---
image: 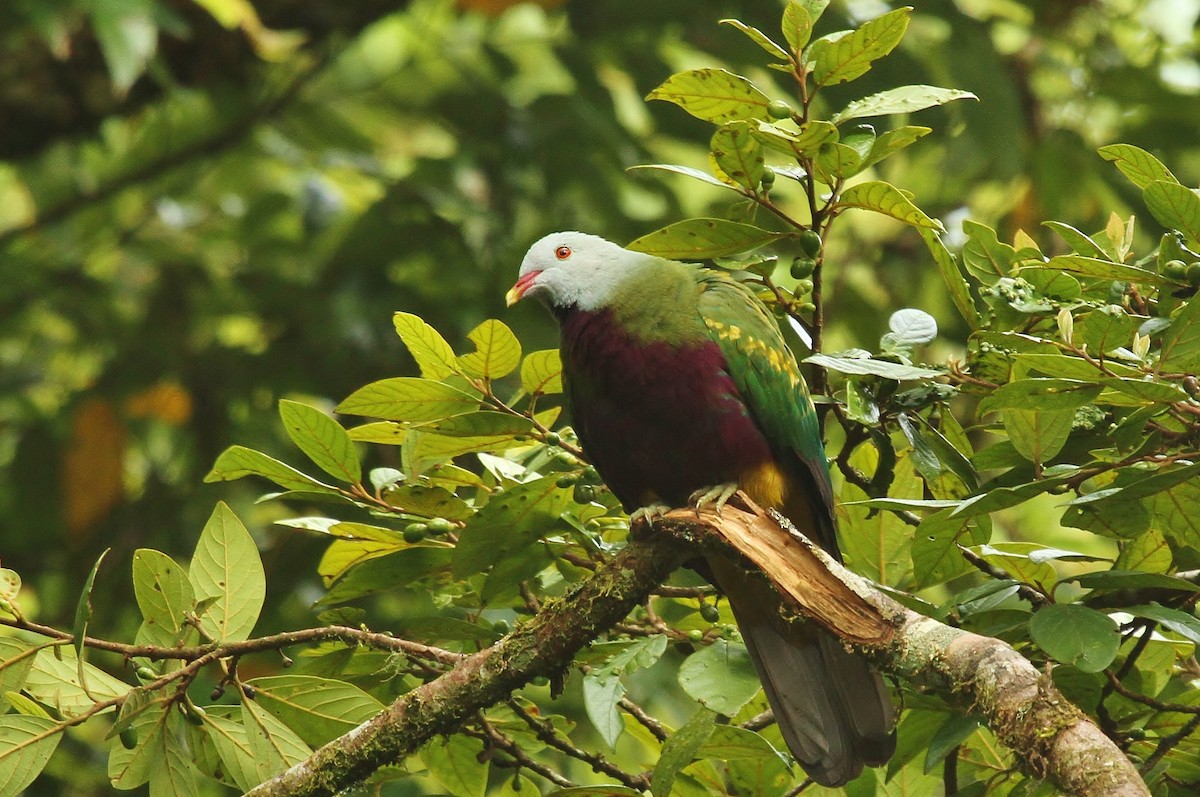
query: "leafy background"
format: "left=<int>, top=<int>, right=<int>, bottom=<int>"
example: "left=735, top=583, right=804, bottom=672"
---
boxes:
left=4, top=0, right=1200, bottom=795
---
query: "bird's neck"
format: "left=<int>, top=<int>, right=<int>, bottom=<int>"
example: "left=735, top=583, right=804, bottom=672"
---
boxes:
left=558, top=260, right=703, bottom=345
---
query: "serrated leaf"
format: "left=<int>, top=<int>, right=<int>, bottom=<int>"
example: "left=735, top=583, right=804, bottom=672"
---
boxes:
left=520, top=349, right=563, bottom=395
left=247, top=675, right=385, bottom=747
left=242, top=697, right=312, bottom=782
left=0, top=714, right=62, bottom=795
left=721, top=18, right=790, bottom=60
left=711, top=122, right=764, bottom=191
left=1144, top=180, right=1200, bottom=244
left=839, top=180, right=943, bottom=230
left=337, top=378, right=480, bottom=422
left=652, top=707, right=716, bottom=797
left=646, top=68, right=771, bottom=124
left=810, top=8, right=911, bottom=87
left=189, top=502, right=264, bottom=642
left=678, top=639, right=760, bottom=716
left=458, top=319, right=522, bottom=380
left=393, top=312, right=460, bottom=379
left=1099, top=144, right=1178, bottom=190
left=279, top=400, right=361, bottom=484
left=204, top=445, right=338, bottom=492
left=453, top=475, right=574, bottom=577
left=832, top=85, right=976, bottom=124
left=132, top=549, right=194, bottom=646
left=583, top=673, right=625, bottom=749
left=805, top=353, right=941, bottom=380
left=1030, top=604, right=1119, bottom=672
left=421, top=735, right=488, bottom=797
left=627, top=218, right=784, bottom=260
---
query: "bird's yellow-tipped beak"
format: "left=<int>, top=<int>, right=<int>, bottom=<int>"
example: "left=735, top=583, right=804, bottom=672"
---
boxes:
left=506, top=271, right=541, bottom=306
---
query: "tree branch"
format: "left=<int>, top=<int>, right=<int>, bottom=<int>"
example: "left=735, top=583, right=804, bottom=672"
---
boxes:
left=246, top=494, right=1150, bottom=797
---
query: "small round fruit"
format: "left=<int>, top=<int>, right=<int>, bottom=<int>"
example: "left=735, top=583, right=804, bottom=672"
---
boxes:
left=119, top=728, right=139, bottom=750
left=573, top=483, right=596, bottom=503
left=799, top=301, right=816, bottom=313
left=556, top=473, right=579, bottom=488
left=554, top=450, right=577, bottom=466
left=582, top=466, right=601, bottom=484
left=1187, top=261, right=1200, bottom=285
left=767, top=99, right=793, bottom=120
left=799, top=229, right=822, bottom=257
left=687, top=629, right=705, bottom=643
left=1163, top=259, right=1187, bottom=278
left=426, top=517, right=454, bottom=536
left=135, top=666, right=158, bottom=682
left=795, top=278, right=814, bottom=295
left=542, top=431, right=561, bottom=446
left=700, top=604, right=720, bottom=623
left=790, top=258, right=816, bottom=280
left=492, top=619, right=511, bottom=634
left=760, top=167, right=776, bottom=188
left=403, top=523, right=428, bottom=543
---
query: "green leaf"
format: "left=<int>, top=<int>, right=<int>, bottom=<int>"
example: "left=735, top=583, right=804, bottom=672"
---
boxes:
left=652, top=707, right=716, bottom=797
left=1002, top=408, right=1073, bottom=464
left=1043, top=221, right=1109, bottom=259
left=1115, top=529, right=1172, bottom=573
left=321, top=546, right=452, bottom=604
left=1030, top=604, right=1119, bottom=672
left=91, top=0, right=157, bottom=97
left=337, top=378, right=480, bottom=422
left=520, top=349, right=563, bottom=395
left=810, top=8, right=911, bottom=87
left=832, top=85, right=976, bottom=124
left=911, top=509, right=979, bottom=588
left=201, top=712, right=259, bottom=792
left=1144, top=180, right=1200, bottom=244
left=204, top=445, right=338, bottom=492
left=1149, top=475, right=1200, bottom=549
left=279, top=400, right=361, bottom=484
left=920, top=228, right=981, bottom=330
left=189, top=502, right=265, bottom=642
left=814, top=142, right=863, bottom=182
left=421, top=734, right=488, bottom=797
left=1065, top=570, right=1200, bottom=594
left=546, top=789, right=642, bottom=797
left=710, top=122, right=764, bottom=190
left=627, top=218, right=784, bottom=260
left=924, top=714, right=979, bottom=774
left=0, top=639, right=39, bottom=712
left=1100, top=377, right=1188, bottom=404
left=781, top=2, right=817, bottom=53
left=678, top=639, right=760, bottom=716
left=805, top=352, right=941, bottom=380
left=627, top=163, right=735, bottom=191
left=150, top=714, right=200, bottom=797
left=839, top=180, right=943, bottom=230
left=582, top=673, right=625, bottom=749
left=453, top=475, right=574, bottom=577
left=26, top=646, right=129, bottom=716
left=241, top=697, right=312, bottom=782
left=646, top=68, right=771, bottom=124
left=860, top=125, right=932, bottom=170
left=458, top=319, right=522, bottom=380
left=1036, top=255, right=1167, bottom=286
left=73, top=548, right=110, bottom=667
left=109, top=704, right=169, bottom=788
left=0, top=569, right=18, bottom=603
left=247, top=675, right=385, bottom=747
left=132, top=549, right=195, bottom=644
left=1062, top=500, right=1151, bottom=539
left=1126, top=604, right=1200, bottom=647
left=1098, top=144, right=1179, bottom=190
left=978, top=379, right=1102, bottom=413
left=961, top=220, right=1016, bottom=284
left=720, top=18, right=790, bottom=61
left=752, top=120, right=838, bottom=159
left=888, top=308, right=938, bottom=346
left=1077, top=307, right=1137, bottom=353
left=407, top=412, right=536, bottom=466
left=393, top=312, right=461, bottom=379
left=1159, top=297, right=1200, bottom=374
left=0, top=714, right=62, bottom=795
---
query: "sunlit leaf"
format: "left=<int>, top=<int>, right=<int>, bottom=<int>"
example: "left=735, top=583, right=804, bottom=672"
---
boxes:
left=279, top=400, right=361, bottom=484
left=646, top=68, right=771, bottom=124
left=720, top=18, right=789, bottom=61
left=710, top=122, right=764, bottom=190
left=247, top=675, right=385, bottom=746
left=809, top=7, right=911, bottom=87
left=0, top=714, right=62, bottom=795
left=1099, top=144, right=1179, bottom=189
left=189, top=502, right=265, bottom=642
left=242, top=697, right=312, bottom=782
left=832, top=85, right=976, bottom=124
left=393, top=312, right=461, bottom=379
left=338, top=378, right=480, bottom=422
left=1144, top=180, right=1200, bottom=244
left=520, top=349, right=563, bottom=395
left=458, top=319, right=522, bottom=380
left=204, top=445, right=338, bottom=493
left=839, top=180, right=943, bottom=230
left=627, top=218, right=785, bottom=260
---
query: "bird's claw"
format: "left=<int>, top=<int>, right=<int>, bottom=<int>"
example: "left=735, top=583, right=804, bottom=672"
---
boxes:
left=690, top=483, right=739, bottom=517
left=630, top=503, right=672, bottom=529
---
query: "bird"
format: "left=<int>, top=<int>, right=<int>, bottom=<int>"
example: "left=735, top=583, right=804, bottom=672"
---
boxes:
left=506, top=231, right=895, bottom=786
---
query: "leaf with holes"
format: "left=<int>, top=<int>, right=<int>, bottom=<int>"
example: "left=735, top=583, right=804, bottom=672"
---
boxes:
left=646, top=69, right=771, bottom=124
left=337, top=378, right=480, bottom=422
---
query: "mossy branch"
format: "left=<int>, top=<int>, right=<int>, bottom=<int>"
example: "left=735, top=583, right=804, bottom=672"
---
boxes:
left=246, top=494, right=1149, bottom=797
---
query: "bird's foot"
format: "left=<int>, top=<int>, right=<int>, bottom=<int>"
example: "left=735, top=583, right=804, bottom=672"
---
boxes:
left=689, top=483, right=739, bottom=517
left=630, top=502, right=672, bottom=527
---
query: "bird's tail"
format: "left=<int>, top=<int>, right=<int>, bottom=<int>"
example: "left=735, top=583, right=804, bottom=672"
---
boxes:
left=710, top=558, right=896, bottom=787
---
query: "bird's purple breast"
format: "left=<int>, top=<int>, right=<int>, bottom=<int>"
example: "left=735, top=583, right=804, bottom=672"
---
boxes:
left=559, top=308, right=773, bottom=510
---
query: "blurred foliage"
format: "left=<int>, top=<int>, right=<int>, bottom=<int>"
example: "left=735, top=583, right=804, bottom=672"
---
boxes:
left=3, top=0, right=1200, bottom=795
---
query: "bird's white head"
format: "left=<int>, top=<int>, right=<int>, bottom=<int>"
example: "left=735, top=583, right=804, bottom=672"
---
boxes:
left=506, top=231, right=655, bottom=312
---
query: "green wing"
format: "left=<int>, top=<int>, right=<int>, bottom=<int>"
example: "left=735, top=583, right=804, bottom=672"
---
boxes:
left=694, top=270, right=837, bottom=539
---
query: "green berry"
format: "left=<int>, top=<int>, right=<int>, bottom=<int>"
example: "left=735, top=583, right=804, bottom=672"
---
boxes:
left=135, top=666, right=158, bottom=682
left=766, top=99, right=793, bottom=120
left=119, top=728, right=138, bottom=750
left=582, top=466, right=601, bottom=484
left=492, top=619, right=511, bottom=634
left=543, top=431, right=561, bottom=446
left=426, top=517, right=454, bottom=536
left=1187, top=262, right=1200, bottom=285
left=760, top=167, right=776, bottom=188
left=1164, top=259, right=1187, bottom=278
left=799, top=229, right=822, bottom=257
left=403, top=523, right=428, bottom=543
left=795, top=278, right=814, bottom=295
left=687, top=629, right=704, bottom=642
left=556, top=473, right=579, bottom=488
left=799, top=301, right=816, bottom=313
left=700, top=604, right=720, bottom=623
left=790, top=258, right=816, bottom=280
left=573, top=483, right=596, bottom=504
left=554, top=450, right=577, bottom=466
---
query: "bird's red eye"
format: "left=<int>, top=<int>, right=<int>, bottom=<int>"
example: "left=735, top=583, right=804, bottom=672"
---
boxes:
left=555, top=245, right=572, bottom=260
